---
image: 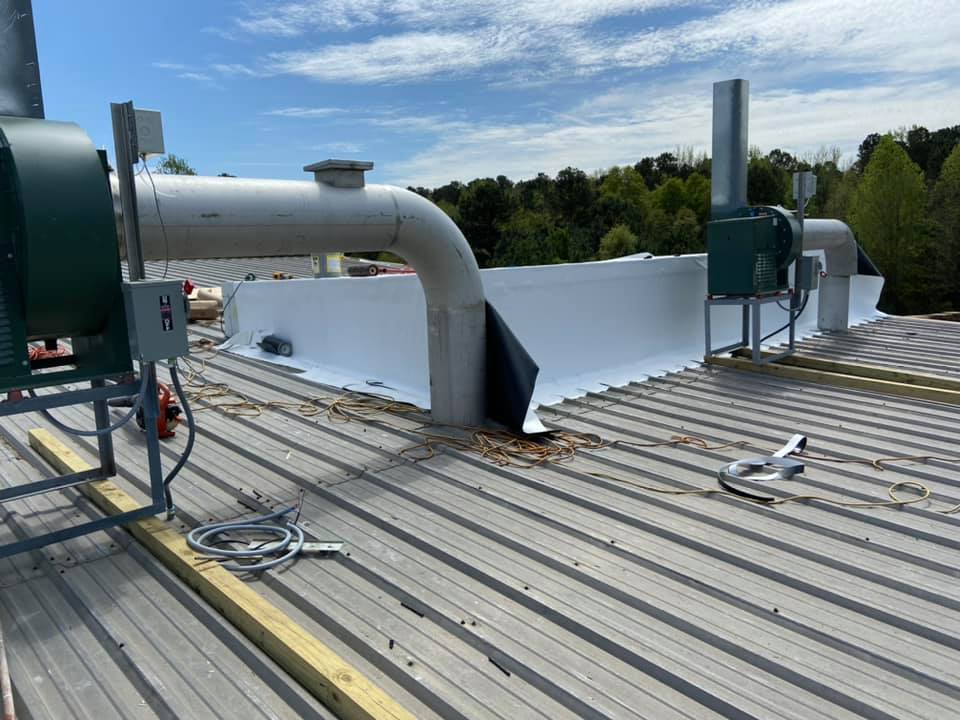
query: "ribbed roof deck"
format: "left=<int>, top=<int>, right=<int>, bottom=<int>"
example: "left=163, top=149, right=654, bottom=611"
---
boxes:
left=2, top=316, right=959, bottom=719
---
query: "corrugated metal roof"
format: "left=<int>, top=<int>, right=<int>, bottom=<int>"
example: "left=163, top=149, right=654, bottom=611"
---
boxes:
left=130, top=256, right=400, bottom=287
left=796, top=315, right=960, bottom=377
left=0, top=435, right=332, bottom=719
left=133, top=256, right=315, bottom=286
left=2, top=315, right=959, bottom=719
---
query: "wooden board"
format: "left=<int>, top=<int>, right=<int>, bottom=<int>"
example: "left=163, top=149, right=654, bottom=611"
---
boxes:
left=27, top=428, right=415, bottom=720
left=731, top=349, right=960, bottom=391
left=706, top=355, right=960, bottom=405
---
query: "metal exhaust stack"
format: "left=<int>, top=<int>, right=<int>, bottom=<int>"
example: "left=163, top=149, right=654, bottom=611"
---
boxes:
left=711, top=79, right=749, bottom=221
left=0, top=0, right=45, bottom=118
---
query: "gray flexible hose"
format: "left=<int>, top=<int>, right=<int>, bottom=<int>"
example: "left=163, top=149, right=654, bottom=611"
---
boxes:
left=186, top=506, right=305, bottom=572
left=163, top=362, right=195, bottom=517
left=30, top=371, right=149, bottom=437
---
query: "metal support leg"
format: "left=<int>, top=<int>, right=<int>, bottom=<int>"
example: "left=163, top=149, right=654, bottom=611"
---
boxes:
left=741, top=304, right=750, bottom=349
left=140, top=363, right=166, bottom=509
left=751, top=299, right=762, bottom=364
left=788, top=292, right=798, bottom=353
left=91, top=378, right=116, bottom=477
left=703, top=299, right=711, bottom=359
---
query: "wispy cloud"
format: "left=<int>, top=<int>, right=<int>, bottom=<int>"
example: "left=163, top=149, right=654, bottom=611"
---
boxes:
left=212, top=63, right=266, bottom=77
left=152, top=61, right=189, bottom=71
left=178, top=71, right=215, bottom=83
left=268, top=31, right=514, bottom=83
left=264, top=106, right=346, bottom=118
left=383, top=79, right=960, bottom=187
left=216, top=0, right=959, bottom=86
left=314, top=141, right=365, bottom=154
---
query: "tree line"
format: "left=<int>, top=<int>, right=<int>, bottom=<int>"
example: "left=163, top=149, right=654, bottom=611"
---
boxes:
left=407, top=125, right=960, bottom=315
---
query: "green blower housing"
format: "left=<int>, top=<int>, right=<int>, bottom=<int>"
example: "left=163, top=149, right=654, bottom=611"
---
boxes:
left=706, top=205, right=802, bottom=297
left=0, top=115, right=132, bottom=392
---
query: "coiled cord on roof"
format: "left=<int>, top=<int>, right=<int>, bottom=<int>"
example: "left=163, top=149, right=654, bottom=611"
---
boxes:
left=179, top=339, right=960, bottom=514
left=186, top=505, right=306, bottom=573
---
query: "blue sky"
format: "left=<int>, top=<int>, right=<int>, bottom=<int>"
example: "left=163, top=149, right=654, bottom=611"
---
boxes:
left=34, top=0, right=960, bottom=187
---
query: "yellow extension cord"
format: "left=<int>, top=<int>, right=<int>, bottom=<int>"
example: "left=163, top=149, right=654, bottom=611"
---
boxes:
left=181, top=341, right=960, bottom=514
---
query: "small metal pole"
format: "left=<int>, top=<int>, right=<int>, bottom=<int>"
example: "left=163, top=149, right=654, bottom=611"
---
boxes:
left=741, top=303, right=750, bottom=348
left=111, top=101, right=145, bottom=281
left=703, top=299, right=711, bottom=357
left=90, top=379, right=116, bottom=478
left=140, top=363, right=165, bottom=510
left=751, top=298, right=761, bottom=363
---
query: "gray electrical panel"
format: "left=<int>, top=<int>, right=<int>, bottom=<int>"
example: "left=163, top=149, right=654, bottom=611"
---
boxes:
left=795, top=255, right=821, bottom=292
left=122, top=280, right=189, bottom=361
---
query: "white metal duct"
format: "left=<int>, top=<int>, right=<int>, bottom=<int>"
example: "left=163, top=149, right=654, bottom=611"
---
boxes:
left=116, top=172, right=486, bottom=426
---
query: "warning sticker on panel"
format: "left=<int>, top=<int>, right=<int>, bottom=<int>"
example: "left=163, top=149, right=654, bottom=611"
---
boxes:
left=160, top=294, right=174, bottom=332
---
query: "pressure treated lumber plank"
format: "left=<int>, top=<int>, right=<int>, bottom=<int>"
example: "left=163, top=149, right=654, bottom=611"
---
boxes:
left=27, top=428, right=414, bottom=720
left=705, top=355, right=960, bottom=405
left=731, top=349, right=960, bottom=391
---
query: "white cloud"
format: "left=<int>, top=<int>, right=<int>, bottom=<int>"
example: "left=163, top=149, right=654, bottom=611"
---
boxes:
left=212, top=63, right=265, bottom=77
left=152, top=61, right=189, bottom=71
left=314, top=141, right=365, bottom=154
left=231, top=1, right=685, bottom=36
left=264, top=107, right=346, bottom=117
left=178, top=71, right=214, bottom=83
left=222, top=0, right=960, bottom=85
left=382, top=79, right=960, bottom=186
left=268, top=30, right=518, bottom=83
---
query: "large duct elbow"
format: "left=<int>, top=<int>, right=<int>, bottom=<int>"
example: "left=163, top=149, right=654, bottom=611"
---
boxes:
left=114, top=172, right=486, bottom=426
left=802, top=219, right=858, bottom=277
left=802, top=219, right=859, bottom=333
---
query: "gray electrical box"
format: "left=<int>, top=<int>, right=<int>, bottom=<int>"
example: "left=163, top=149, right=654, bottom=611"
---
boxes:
left=795, top=255, right=821, bottom=292
left=133, top=108, right=165, bottom=156
left=122, top=280, right=189, bottom=361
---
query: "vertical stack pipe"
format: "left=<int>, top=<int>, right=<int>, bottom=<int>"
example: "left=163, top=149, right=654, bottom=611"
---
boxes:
left=711, top=79, right=749, bottom=221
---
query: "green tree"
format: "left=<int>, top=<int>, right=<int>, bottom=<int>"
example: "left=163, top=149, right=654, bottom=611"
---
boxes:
left=668, top=208, right=702, bottom=254
left=849, top=135, right=928, bottom=312
left=493, top=210, right=562, bottom=266
left=156, top=153, right=196, bottom=175
left=931, top=144, right=960, bottom=306
left=652, top=177, right=686, bottom=216
left=550, top=167, right=595, bottom=228
left=683, top=173, right=711, bottom=224
left=457, top=178, right=516, bottom=266
left=747, top=156, right=787, bottom=205
left=598, top=224, right=638, bottom=260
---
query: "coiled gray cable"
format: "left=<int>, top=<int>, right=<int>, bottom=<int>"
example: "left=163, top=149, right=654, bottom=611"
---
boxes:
left=186, top=506, right=306, bottom=572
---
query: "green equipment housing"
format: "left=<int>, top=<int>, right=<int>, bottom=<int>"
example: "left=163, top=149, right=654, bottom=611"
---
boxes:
left=706, top=206, right=802, bottom=297
left=0, top=115, right=133, bottom=391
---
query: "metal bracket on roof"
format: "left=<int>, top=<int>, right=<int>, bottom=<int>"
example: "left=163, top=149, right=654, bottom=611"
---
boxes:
left=234, top=487, right=344, bottom=553
left=303, top=159, right=374, bottom=188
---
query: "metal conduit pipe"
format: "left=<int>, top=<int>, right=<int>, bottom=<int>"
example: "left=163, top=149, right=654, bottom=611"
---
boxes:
left=803, top=218, right=858, bottom=332
left=111, top=171, right=487, bottom=426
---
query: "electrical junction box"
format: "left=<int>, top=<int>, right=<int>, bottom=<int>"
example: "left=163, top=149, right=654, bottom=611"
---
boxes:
left=122, top=280, right=188, bottom=361
left=133, top=109, right=164, bottom=156
left=795, top=255, right=821, bottom=291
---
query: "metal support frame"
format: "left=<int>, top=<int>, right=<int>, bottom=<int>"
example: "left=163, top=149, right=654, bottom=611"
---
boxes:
left=111, top=100, right=146, bottom=281
left=704, top=293, right=797, bottom=365
left=0, top=364, right=167, bottom=558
